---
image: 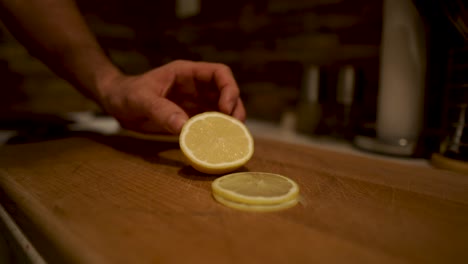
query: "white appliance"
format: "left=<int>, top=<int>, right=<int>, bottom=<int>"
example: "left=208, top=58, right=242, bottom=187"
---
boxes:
left=355, top=0, right=427, bottom=156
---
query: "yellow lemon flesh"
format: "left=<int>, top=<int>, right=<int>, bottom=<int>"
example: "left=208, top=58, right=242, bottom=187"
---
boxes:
left=212, top=172, right=300, bottom=212
left=179, top=112, right=254, bottom=174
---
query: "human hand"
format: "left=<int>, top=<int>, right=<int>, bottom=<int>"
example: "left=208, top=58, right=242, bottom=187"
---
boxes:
left=97, top=60, right=246, bottom=134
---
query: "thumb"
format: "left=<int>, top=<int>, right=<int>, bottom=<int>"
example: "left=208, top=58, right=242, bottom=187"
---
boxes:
left=147, top=97, right=189, bottom=134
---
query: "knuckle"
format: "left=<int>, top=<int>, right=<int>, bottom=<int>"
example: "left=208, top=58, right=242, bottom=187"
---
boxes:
left=216, top=63, right=231, bottom=72
left=171, top=59, right=189, bottom=66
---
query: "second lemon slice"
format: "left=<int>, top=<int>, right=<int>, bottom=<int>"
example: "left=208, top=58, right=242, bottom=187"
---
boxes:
left=211, top=172, right=299, bottom=206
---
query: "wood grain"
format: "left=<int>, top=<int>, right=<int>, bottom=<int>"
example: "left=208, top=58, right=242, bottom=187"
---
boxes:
left=0, top=134, right=467, bottom=264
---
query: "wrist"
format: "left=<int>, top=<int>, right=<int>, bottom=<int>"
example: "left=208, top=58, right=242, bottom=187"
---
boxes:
left=93, top=65, right=124, bottom=103
left=91, top=63, right=132, bottom=118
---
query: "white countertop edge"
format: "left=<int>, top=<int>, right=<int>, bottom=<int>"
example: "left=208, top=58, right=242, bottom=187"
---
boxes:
left=245, top=119, right=430, bottom=168
left=0, top=112, right=431, bottom=168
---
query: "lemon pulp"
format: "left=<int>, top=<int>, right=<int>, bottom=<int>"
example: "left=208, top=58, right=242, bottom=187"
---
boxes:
left=179, top=112, right=254, bottom=174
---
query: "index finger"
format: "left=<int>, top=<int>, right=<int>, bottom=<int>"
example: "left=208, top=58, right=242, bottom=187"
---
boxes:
left=190, top=62, right=244, bottom=117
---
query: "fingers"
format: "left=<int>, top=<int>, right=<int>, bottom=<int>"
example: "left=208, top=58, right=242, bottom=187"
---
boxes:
left=210, top=66, right=246, bottom=121
left=199, top=63, right=239, bottom=114
left=144, top=97, right=189, bottom=134
left=232, top=98, right=246, bottom=122
left=175, top=60, right=244, bottom=119
left=131, top=60, right=245, bottom=134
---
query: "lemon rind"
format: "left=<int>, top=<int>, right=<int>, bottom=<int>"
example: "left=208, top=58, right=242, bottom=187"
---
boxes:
left=213, top=193, right=298, bottom=212
left=211, top=172, right=300, bottom=205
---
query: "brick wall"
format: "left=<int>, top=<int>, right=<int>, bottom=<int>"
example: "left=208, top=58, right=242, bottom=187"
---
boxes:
left=0, top=0, right=382, bottom=127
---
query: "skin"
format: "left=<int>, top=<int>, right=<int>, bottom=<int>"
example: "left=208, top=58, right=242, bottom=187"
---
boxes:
left=0, top=0, right=246, bottom=134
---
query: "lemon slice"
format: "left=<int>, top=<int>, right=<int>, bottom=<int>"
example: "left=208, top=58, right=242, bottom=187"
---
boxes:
left=213, top=193, right=298, bottom=212
left=211, top=172, right=299, bottom=206
left=179, top=112, right=254, bottom=174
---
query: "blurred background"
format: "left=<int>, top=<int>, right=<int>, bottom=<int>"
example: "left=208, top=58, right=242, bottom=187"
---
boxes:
left=0, top=0, right=467, bottom=160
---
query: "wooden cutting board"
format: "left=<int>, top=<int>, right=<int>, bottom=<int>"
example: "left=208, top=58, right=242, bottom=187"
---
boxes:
left=0, top=133, right=467, bottom=264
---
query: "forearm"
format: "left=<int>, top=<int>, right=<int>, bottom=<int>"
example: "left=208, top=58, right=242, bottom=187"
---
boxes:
left=0, top=0, right=121, bottom=101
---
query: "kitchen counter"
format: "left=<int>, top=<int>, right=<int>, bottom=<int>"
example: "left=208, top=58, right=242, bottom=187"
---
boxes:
left=0, top=118, right=467, bottom=263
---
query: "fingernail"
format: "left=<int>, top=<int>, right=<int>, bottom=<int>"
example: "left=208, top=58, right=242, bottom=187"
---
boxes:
left=222, top=98, right=236, bottom=115
left=168, top=113, right=187, bottom=134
